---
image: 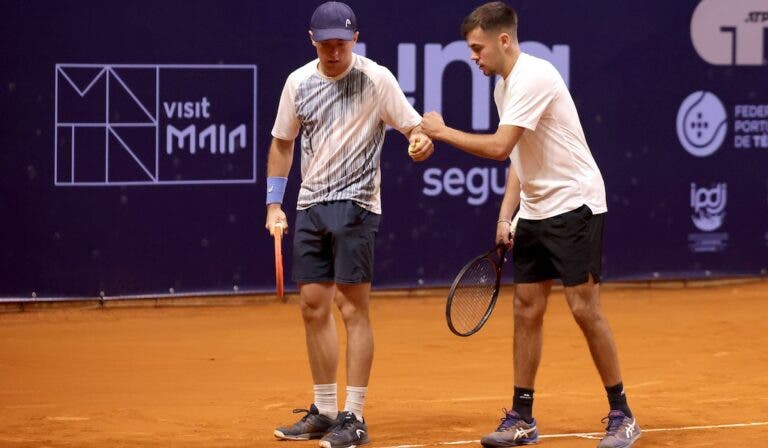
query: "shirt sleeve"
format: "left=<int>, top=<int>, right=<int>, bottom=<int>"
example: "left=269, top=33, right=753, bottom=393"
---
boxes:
left=271, top=75, right=301, bottom=140
left=376, top=67, right=421, bottom=134
left=498, top=67, right=557, bottom=131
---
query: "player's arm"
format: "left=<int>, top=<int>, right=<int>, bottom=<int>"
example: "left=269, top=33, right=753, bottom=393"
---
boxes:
left=421, top=112, right=524, bottom=161
left=376, top=67, right=434, bottom=162
left=265, top=137, right=295, bottom=235
left=496, top=165, right=521, bottom=247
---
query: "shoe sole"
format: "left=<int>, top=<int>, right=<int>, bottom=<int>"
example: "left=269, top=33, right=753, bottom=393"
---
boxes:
left=480, top=438, right=539, bottom=447
left=480, top=442, right=538, bottom=447
left=273, top=429, right=325, bottom=440
left=599, top=431, right=641, bottom=448
left=318, top=438, right=370, bottom=448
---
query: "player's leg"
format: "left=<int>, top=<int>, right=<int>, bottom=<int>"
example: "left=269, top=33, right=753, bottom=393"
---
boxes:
left=564, top=279, right=640, bottom=448
left=553, top=206, right=641, bottom=448
left=274, top=208, right=339, bottom=441
left=330, top=200, right=380, bottom=398
left=301, top=282, right=341, bottom=385
left=319, top=201, right=379, bottom=448
left=564, top=277, right=622, bottom=388
left=481, top=216, right=555, bottom=447
left=513, top=281, right=551, bottom=391
left=555, top=207, right=626, bottom=392
left=336, top=282, right=373, bottom=407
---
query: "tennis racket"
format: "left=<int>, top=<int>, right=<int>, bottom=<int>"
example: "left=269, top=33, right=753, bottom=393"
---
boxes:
left=273, top=223, right=285, bottom=299
left=445, top=215, right=518, bottom=336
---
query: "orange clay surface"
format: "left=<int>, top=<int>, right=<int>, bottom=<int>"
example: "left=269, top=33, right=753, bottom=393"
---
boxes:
left=1, top=281, right=767, bottom=447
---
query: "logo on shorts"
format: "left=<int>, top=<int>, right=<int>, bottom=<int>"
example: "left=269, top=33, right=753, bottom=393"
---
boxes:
left=676, top=91, right=728, bottom=157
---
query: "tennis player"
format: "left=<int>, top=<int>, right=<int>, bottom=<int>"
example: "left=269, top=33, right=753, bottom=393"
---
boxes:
left=421, top=2, right=640, bottom=447
left=265, top=2, right=433, bottom=447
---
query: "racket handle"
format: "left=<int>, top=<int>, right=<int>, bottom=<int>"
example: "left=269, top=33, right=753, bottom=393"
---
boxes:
left=272, top=222, right=285, bottom=237
left=509, top=214, right=520, bottom=238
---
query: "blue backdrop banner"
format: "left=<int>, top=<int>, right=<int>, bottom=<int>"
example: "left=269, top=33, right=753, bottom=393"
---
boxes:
left=1, top=0, right=767, bottom=299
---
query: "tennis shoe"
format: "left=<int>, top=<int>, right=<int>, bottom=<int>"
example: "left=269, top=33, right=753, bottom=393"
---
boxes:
left=598, top=410, right=641, bottom=448
left=319, top=411, right=369, bottom=448
left=274, top=404, right=336, bottom=440
left=481, top=409, right=539, bottom=447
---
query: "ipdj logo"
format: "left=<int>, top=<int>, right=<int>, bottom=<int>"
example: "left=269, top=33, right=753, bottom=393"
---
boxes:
left=691, top=0, right=768, bottom=66
left=690, top=182, right=727, bottom=232
left=676, top=91, right=728, bottom=157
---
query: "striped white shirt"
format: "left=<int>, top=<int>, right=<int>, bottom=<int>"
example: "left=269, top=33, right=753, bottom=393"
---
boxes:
left=272, top=54, right=421, bottom=213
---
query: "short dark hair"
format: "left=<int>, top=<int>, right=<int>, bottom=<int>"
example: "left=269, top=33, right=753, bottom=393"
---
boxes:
left=460, top=1, right=518, bottom=38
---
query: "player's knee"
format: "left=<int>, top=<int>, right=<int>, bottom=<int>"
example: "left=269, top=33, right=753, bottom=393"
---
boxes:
left=513, top=297, right=545, bottom=325
left=337, top=300, right=369, bottom=324
left=569, top=302, right=602, bottom=329
left=300, top=299, right=332, bottom=323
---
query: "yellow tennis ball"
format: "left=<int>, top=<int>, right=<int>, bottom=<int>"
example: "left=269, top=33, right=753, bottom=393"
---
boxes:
left=408, top=139, right=419, bottom=154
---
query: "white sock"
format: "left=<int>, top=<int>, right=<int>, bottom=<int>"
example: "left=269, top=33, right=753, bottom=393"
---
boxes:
left=344, top=386, right=367, bottom=421
left=313, top=383, right=338, bottom=419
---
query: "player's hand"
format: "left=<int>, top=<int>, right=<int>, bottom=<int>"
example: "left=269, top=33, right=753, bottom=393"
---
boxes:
left=496, top=221, right=514, bottom=249
left=407, top=133, right=434, bottom=162
left=421, top=111, right=446, bottom=140
left=266, top=204, right=289, bottom=236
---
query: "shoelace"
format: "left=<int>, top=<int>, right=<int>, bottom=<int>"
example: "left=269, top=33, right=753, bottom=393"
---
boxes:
left=291, top=408, right=313, bottom=422
left=601, top=414, right=626, bottom=435
left=497, top=408, right=522, bottom=431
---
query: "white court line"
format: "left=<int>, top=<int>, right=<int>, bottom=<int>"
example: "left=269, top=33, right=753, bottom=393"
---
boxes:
left=379, top=421, right=768, bottom=448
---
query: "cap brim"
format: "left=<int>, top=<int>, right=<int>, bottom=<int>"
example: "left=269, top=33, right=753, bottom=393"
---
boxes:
left=312, top=28, right=355, bottom=41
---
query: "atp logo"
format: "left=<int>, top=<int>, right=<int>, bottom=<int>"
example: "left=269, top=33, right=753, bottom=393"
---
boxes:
left=691, top=0, right=768, bottom=65
left=676, top=91, right=727, bottom=157
left=690, top=182, right=727, bottom=232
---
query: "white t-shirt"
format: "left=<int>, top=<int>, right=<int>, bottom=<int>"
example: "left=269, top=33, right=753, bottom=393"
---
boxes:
left=495, top=52, right=607, bottom=219
left=272, top=53, right=421, bottom=214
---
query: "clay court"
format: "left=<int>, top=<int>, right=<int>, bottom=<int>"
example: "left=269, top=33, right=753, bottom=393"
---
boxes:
left=1, top=280, right=767, bottom=447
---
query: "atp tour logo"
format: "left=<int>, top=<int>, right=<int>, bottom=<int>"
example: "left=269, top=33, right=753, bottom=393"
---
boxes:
left=676, top=91, right=728, bottom=157
left=54, top=64, right=256, bottom=186
left=691, top=0, right=768, bottom=66
left=690, top=182, right=727, bottom=232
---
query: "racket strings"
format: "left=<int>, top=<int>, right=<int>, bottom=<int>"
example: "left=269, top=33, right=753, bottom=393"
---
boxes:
left=450, top=258, right=497, bottom=334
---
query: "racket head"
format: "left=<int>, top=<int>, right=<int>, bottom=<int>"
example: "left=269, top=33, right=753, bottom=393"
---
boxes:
left=273, top=224, right=284, bottom=299
left=446, top=245, right=506, bottom=337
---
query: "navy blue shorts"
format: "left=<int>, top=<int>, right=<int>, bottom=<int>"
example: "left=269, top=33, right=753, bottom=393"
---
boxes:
left=512, top=205, right=605, bottom=287
left=292, top=201, right=381, bottom=285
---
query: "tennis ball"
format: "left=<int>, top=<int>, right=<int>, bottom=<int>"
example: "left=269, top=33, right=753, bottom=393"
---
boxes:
left=408, top=139, right=420, bottom=154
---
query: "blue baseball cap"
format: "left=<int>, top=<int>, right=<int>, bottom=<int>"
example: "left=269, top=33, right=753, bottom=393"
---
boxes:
left=310, top=2, right=357, bottom=41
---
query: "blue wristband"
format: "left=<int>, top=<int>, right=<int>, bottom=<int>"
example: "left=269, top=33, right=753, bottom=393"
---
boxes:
left=266, top=176, right=288, bottom=205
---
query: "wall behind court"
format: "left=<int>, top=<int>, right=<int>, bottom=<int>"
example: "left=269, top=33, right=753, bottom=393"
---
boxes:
left=1, top=0, right=766, bottom=299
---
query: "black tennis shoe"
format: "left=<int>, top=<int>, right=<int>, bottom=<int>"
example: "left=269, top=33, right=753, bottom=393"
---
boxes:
left=273, top=404, right=336, bottom=440
left=319, top=411, right=370, bottom=448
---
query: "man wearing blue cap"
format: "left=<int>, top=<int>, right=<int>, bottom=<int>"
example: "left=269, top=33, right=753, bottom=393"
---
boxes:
left=266, top=2, right=433, bottom=448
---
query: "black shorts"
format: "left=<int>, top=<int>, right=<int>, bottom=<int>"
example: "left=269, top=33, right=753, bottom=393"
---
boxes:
left=292, top=200, right=381, bottom=285
left=512, top=205, right=604, bottom=287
